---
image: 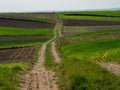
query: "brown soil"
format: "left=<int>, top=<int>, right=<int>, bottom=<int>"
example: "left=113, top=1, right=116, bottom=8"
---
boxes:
left=0, top=18, right=55, bottom=28
left=0, top=35, right=51, bottom=41
left=65, top=33, right=120, bottom=44
left=51, top=42, right=61, bottom=63
left=62, top=19, right=120, bottom=26
left=21, top=43, right=58, bottom=90
left=97, top=62, right=120, bottom=76
left=0, top=46, right=36, bottom=63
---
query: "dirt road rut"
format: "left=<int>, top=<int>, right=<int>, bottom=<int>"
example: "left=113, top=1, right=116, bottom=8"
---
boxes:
left=98, top=62, right=120, bottom=76
left=51, top=42, right=61, bottom=63
left=21, top=43, right=58, bottom=90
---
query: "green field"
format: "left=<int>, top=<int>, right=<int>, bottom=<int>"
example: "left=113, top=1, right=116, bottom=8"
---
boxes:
left=58, top=37, right=120, bottom=89
left=63, top=26, right=120, bottom=34
left=61, top=15, right=120, bottom=21
left=61, top=11, right=120, bottom=16
left=0, top=27, right=53, bottom=36
left=60, top=11, right=120, bottom=21
left=0, top=39, right=44, bottom=49
left=61, top=38, right=120, bottom=62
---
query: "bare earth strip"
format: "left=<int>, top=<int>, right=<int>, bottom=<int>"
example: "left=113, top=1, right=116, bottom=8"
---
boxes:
left=0, top=47, right=36, bottom=63
left=51, top=41, right=61, bottom=63
left=97, top=62, right=120, bottom=76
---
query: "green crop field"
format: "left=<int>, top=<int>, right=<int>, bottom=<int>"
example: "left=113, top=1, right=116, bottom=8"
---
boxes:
left=61, top=15, right=120, bottom=21
left=0, top=39, right=44, bottom=49
left=61, top=38, right=120, bottom=62
left=0, top=27, right=53, bottom=36
left=62, top=26, right=120, bottom=38
left=60, top=11, right=120, bottom=21
left=58, top=37, right=120, bottom=89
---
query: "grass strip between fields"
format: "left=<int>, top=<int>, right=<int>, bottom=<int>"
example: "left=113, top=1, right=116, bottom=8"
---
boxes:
left=0, top=27, right=53, bottom=36
left=44, top=43, right=57, bottom=69
left=70, top=29, right=120, bottom=38
left=61, top=11, right=120, bottom=17
left=0, top=39, right=45, bottom=49
left=61, top=15, right=120, bottom=21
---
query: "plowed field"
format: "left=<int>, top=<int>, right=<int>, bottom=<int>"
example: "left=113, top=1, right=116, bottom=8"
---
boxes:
left=62, top=19, right=120, bottom=26
left=0, top=18, right=55, bottom=28
left=0, top=46, right=36, bottom=63
left=0, top=35, right=50, bottom=41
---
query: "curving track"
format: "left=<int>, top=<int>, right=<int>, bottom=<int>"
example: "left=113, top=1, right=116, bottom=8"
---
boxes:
left=21, top=21, right=61, bottom=90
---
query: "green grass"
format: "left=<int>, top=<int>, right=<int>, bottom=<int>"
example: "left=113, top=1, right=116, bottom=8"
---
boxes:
left=61, top=11, right=120, bottom=17
left=61, top=38, right=120, bottom=61
left=60, top=11, right=120, bottom=21
left=0, top=39, right=45, bottom=49
left=70, top=29, right=120, bottom=38
left=58, top=59, right=120, bottom=90
left=57, top=38, right=120, bottom=90
left=61, top=15, right=120, bottom=21
left=0, top=27, right=53, bottom=36
left=0, top=62, right=28, bottom=90
left=44, top=44, right=57, bottom=69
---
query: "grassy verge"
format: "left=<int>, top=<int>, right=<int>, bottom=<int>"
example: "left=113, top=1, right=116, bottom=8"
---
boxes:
left=70, top=29, right=120, bottom=38
left=44, top=43, right=57, bottom=69
left=0, top=62, right=28, bottom=90
left=0, top=39, right=45, bottom=49
left=31, top=45, right=41, bottom=64
left=57, top=38, right=120, bottom=90
left=57, top=59, right=120, bottom=90
left=0, top=27, right=53, bottom=36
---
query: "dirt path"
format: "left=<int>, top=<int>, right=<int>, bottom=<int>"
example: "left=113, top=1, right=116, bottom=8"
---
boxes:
left=97, top=62, right=120, bottom=76
left=21, top=43, right=58, bottom=90
left=21, top=18, right=61, bottom=90
left=51, top=42, right=61, bottom=63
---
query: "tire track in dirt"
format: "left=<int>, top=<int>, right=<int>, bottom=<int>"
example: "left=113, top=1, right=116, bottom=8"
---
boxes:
left=21, top=43, right=58, bottom=90
left=51, top=42, right=61, bottom=63
left=97, top=62, right=120, bottom=76
left=21, top=21, right=60, bottom=90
